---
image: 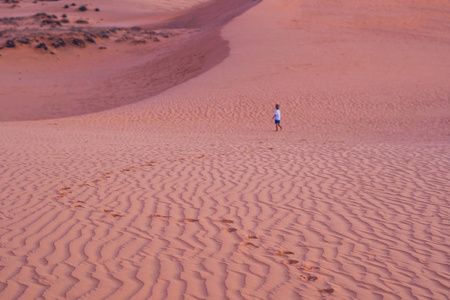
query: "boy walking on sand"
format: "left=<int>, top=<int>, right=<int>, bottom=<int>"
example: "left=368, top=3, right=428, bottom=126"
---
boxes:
left=273, top=104, right=282, bottom=131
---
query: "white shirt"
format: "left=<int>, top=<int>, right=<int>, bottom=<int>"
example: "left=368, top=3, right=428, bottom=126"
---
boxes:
left=274, top=109, right=281, bottom=121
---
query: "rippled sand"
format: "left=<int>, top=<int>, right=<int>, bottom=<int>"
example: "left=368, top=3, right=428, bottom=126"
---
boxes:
left=1, top=0, right=449, bottom=299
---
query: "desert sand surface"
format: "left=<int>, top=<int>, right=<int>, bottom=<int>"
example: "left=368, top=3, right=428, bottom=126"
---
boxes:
left=1, top=0, right=449, bottom=299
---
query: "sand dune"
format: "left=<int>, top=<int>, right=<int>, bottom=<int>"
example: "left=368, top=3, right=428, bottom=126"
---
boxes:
left=1, top=0, right=449, bottom=299
left=0, top=0, right=258, bottom=121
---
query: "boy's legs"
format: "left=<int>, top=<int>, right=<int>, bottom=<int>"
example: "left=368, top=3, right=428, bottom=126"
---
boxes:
left=275, top=120, right=282, bottom=131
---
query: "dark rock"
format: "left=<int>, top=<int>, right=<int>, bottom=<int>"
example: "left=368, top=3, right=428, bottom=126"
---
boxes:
left=99, top=46, right=106, bottom=50
left=95, top=8, right=99, bottom=12
left=34, top=13, right=49, bottom=18
left=17, top=38, right=30, bottom=44
left=64, top=5, right=69, bottom=8
left=5, top=40, right=16, bottom=48
left=41, top=19, right=61, bottom=26
left=17, top=38, right=31, bottom=44
left=62, top=14, right=67, bottom=18
left=71, top=3, right=76, bottom=6
left=51, top=37, right=65, bottom=48
left=75, top=19, right=88, bottom=24
left=78, top=6, right=87, bottom=11
left=85, top=37, right=95, bottom=43
left=153, top=37, right=160, bottom=42
left=131, top=26, right=141, bottom=31
left=72, top=38, right=85, bottom=48
left=36, top=43, right=48, bottom=50
left=61, top=19, right=69, bottom=24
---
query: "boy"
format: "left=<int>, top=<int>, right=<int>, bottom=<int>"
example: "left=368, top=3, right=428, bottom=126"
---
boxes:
left=273, top=104, right=282, bottom=131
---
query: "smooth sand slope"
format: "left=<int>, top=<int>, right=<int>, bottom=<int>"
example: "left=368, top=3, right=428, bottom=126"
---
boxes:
left=1, top=0, right=449, bottom=299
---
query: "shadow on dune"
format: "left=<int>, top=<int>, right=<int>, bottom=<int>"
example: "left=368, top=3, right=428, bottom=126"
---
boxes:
left=0, top=0, right=261, bottom=122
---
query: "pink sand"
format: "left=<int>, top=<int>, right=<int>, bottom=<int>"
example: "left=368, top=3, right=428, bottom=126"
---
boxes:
left=1, top=0, right=449, bottom=299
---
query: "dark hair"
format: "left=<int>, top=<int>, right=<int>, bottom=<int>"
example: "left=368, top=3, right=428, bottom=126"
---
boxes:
left=275, top=104, right=280, bottom=109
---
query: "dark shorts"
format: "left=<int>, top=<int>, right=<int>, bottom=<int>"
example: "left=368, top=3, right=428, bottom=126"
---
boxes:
left=275, top=120, right=280, bottom=124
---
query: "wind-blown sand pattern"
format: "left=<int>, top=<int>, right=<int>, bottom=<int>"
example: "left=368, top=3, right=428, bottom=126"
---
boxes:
left=1, top=0, right=449, bottom=299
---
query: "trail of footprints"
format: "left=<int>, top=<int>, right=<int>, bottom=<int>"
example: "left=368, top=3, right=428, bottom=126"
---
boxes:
left=51, top=148, right=333, bottom=295
left=52, top=148, right=266, bottom=218
left=53, top=160, right=158, bottom=218
left=151, top=214, right=334, bottom=295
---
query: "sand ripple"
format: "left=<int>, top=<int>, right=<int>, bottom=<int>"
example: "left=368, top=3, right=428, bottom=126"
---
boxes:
left=0, top=139, right=448, bottom=299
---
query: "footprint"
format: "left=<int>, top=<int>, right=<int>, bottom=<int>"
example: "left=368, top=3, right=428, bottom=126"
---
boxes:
left=276, top=250, right=294, bottom=255
left=58, top=190, right=72, bottom=195
left=318, top=288, right=334, bottom=294
left=239, top=242, right=258, bottom=247
left=92, top=179, right=106, bottom=183
left=244, top=235, right=258, bottom=239
left=196, top=155, right=208, bottom=159
left=223, top=228, right=237, bottom=233
left=99, top=209, right=113, bottom=213
left=71, top=204, right=83, bottom=208
left=152, top=214, right=169, bottom=219
left=300, top=274, right=318, bottom=282
left=73, top=200, right=84, bottom=204
left=283, top=259, right=299, bottom=265
left=183, top=218, right=199, bottom=222
left=78, top=183, right=94, bottom=187
left=121, top=169, right=131, bottom=172
left=301, top=264, right=319, bottom=271
left=109, top=213, right=123, bottom=218
left=218, top=219, right=234, bottom=224
left=60, top=187, right=71, bottom=191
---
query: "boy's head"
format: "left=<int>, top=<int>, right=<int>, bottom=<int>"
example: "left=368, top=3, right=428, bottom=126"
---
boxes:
left=275, top=104, right=280, bottom=109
